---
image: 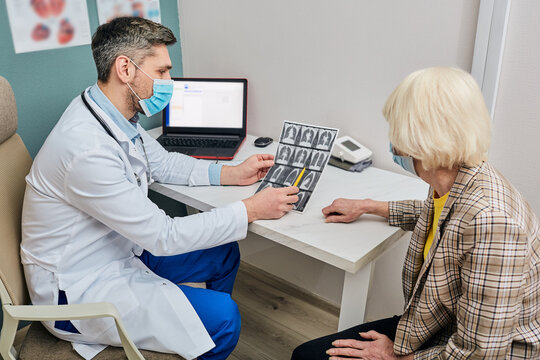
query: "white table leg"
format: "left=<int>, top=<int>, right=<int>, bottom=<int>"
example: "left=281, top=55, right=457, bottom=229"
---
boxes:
left=338, top=261, right=375, bottom=331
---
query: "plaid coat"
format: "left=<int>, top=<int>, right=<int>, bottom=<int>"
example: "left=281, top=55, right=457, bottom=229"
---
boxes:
left=388, top=163, right=540, bottom=359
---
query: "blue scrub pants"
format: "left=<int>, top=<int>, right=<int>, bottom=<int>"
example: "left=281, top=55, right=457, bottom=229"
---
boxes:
left=139, top=242, right=241, bottom=360
left=57, top=242, right=241, bottom=360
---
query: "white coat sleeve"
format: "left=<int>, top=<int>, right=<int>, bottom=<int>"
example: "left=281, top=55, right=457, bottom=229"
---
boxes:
left=63, top=147, right=248, bottom=256
left=139, top=127, right=212, bottom=186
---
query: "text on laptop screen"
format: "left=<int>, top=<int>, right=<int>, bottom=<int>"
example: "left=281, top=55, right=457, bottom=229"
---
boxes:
left=167, top=80, right=244, bottom=129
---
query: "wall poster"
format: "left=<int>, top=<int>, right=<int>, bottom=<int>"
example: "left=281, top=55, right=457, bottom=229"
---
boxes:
left=96, top=0, right=161, bottom=25
left=5, top=0, right=91, bottom=54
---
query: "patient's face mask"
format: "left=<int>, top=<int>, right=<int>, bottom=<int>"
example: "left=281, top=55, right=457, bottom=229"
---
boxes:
left=126, top=59, right=174, bottom=117
left=390, top=143, right=417, bottom=176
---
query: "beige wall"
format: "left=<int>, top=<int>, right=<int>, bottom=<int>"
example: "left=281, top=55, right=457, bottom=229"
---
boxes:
left=489, top=0, right=540, bottom=215
left=178, top=0, right=480, bottom=317
left=179, top=0, right=479, bottom=174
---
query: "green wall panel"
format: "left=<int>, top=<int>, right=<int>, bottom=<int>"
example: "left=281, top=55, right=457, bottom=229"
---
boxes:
left=0, top=0, right=183, bottom=158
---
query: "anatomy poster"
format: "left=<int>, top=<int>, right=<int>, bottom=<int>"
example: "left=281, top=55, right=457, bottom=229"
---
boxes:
left=5, top=0, right=91, bottom=54
left=256, top=121, right=338, bottom=212
left=97, top=0, right=161, bottom=25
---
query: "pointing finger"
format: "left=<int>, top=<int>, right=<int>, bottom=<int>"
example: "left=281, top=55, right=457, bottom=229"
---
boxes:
left=287, top=195, right=299, bottom=204
left=282, top=186, right=299, bottom=195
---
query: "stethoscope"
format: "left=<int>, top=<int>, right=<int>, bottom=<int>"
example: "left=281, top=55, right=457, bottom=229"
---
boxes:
left=80, top=91, right=151, bottom=187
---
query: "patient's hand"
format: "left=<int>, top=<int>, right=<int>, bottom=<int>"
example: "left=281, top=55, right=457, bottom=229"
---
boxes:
left=326, top=331, right=413, bottom=359
left=322, top=199, right=389, bottom=223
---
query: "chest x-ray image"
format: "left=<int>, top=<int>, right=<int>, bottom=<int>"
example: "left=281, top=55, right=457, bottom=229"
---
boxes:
left=299, top=127, right=316, bottom=147
left=256, top=121, right=338, bottom=212
left=298, top=170, right=320, bottom=191
left=282, top=123, right=300, bottom=145
left=276, top=144, right=294, bottom=165
left=315, top=130, right=335, bottom=151
left=293, top=191, right=311, bottom=211
left=291, top=148, right=311, bottom=167
left=307, top=150, right=328, bottom=171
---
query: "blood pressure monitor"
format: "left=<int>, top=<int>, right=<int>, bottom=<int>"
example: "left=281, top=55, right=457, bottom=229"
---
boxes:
left=331, top=136, right=372, bottom=163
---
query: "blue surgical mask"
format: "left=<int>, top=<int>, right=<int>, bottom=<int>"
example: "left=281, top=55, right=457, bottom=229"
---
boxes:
left=390, top=143, right=417, bottom=176
left=126, top=59, right=174, bottom=117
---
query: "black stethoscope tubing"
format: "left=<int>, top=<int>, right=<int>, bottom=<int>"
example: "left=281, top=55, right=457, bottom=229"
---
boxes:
left=81, top=91, right=120, bottom=144
left=80, top=91, right=150, bottom=186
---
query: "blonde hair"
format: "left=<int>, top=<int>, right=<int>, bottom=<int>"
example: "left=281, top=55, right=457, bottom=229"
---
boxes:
left=382, top=67, right=491, bottom=170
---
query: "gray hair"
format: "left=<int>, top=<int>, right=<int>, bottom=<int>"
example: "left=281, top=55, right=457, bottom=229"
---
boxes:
left=383, top=67, right=491, bottom=170
left=91, top=17, right=176, bottom=82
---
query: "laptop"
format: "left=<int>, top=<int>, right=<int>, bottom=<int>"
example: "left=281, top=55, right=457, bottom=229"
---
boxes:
left=157, top=78, right=247, bottom=159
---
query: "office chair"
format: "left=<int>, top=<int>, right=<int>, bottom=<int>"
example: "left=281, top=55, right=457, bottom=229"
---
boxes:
left=0, top=75, right=184, bottom=360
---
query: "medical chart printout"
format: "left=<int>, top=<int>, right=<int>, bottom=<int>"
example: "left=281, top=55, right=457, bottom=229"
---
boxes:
left=256, top=121, right=338, bottom=212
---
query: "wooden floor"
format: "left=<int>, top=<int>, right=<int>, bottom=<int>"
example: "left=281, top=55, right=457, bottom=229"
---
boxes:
left=11, top=262, right=338, bottom=360
left=230, top=262, right=339, bottom=360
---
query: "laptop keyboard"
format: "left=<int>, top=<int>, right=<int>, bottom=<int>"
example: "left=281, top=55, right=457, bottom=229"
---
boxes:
left=161, top=136, right=239, bottom=149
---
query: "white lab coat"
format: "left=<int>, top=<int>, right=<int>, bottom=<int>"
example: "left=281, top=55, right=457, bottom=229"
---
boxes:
left=20, top=88, right=248, bottom=359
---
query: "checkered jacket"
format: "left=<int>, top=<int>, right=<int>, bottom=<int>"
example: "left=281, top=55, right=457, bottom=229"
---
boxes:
left=388, top=163, right=540, bottom=359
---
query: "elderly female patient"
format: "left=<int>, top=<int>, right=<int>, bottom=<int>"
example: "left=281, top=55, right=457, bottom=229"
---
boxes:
left=291, top=67, right=540, bottom=359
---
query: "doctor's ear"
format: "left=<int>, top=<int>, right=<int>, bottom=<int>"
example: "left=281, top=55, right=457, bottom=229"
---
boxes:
left=114, top=55, right=135, bottom=83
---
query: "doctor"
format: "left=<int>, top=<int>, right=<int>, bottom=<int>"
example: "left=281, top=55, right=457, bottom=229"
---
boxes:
left=21, top=17, right=298, bottom=360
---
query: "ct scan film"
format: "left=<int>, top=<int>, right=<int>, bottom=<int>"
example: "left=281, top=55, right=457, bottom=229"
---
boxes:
left=256, top=121, right=338, bottom=212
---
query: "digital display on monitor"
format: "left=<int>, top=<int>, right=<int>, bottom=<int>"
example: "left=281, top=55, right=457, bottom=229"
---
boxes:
left=166, top=80, right=244, bottom=129
left=342, top=139, right=360, bottom=151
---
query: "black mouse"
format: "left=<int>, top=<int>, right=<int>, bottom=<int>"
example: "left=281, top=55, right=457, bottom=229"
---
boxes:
left=254, top=137, right=273, bottom=147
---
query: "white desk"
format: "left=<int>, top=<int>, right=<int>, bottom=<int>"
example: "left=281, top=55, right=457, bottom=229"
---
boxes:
left=147, top=128, right=428, bottom=330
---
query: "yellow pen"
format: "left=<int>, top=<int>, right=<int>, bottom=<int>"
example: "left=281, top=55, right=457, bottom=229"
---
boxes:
left=293, top=167, right=306, bottom=187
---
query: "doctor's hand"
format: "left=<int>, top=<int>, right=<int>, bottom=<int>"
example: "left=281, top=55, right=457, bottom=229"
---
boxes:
left=242, top=186, right=299, bottom=222
left=322, top=198, right=389, bottom=223
left=221, top=154, right=275, bottom=186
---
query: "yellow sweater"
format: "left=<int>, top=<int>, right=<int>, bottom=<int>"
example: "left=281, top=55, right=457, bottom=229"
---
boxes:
left=424, top=191, right=449, bottom=260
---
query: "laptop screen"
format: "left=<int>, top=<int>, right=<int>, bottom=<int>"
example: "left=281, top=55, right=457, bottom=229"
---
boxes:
left=163, top=78, right=247, bottom=136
